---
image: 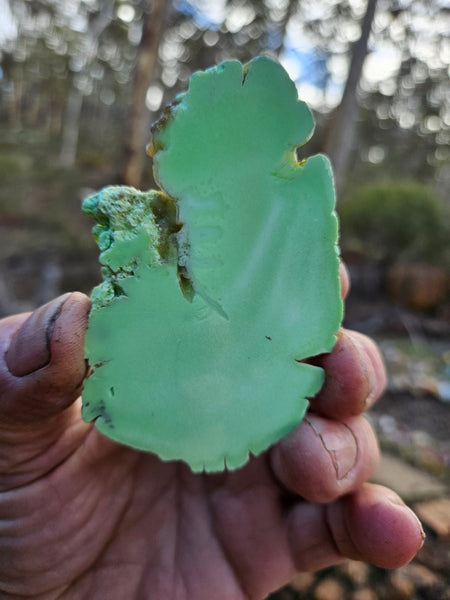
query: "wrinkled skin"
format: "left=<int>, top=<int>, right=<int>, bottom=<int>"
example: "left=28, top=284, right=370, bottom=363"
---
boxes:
left=0, top=268, right=424, bottom=599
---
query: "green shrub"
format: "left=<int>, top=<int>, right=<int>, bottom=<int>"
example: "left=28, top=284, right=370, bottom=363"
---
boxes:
left=0, top=152, right=34, bottom=180
left=339, top=180, right=449, bottom=267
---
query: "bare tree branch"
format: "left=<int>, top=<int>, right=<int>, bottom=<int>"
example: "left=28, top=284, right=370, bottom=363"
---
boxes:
left=323, top=0, right=378, bottom=193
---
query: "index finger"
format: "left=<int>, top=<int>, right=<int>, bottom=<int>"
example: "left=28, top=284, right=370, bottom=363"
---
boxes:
left=306, top=262, right=386, bottom=419
left=308, top=328, right=387, bottom=419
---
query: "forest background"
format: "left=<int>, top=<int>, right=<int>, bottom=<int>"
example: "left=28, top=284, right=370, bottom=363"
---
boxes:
left=0, top=0, right=449, bottom=313
left=0, top=1, right=450, bottom=598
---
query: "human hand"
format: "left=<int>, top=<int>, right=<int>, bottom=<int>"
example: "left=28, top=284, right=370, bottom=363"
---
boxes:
left=0, top=272, right=424, bottom=599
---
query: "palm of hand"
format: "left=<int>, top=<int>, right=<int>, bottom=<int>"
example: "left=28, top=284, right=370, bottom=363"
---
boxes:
left=0, top=292, right=423, bottom=600
left=4, top=411, right=318, bottom=599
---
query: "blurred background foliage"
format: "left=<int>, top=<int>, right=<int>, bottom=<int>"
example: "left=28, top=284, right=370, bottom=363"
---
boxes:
left=0, top=0, right=448, bottom=317
left=340, top=180, right=450, bottom=269
left=1, top=2, right=450, bottom=598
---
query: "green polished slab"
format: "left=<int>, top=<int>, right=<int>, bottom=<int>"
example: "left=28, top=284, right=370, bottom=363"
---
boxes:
left=81, top=56, right=343, bottom=472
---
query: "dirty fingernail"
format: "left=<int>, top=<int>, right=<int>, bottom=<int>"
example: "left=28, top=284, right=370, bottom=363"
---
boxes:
left=305, top=415, right=359, bottom=480
left=5, top=293, right=72, bottom=377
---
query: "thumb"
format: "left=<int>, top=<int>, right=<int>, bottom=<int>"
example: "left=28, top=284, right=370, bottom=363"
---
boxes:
left=0, top=292, right=90, bottom=429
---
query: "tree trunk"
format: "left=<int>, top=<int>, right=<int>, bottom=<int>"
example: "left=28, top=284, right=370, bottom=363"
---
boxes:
left=58, top=0, right=114, bottom=167
left=122, top=0, right=171, bottom=188
left=274, top=0, right=299, bottom=56
left=59, top=85, right=84, bottom=167
left=323, top=0, right=378, bottom=193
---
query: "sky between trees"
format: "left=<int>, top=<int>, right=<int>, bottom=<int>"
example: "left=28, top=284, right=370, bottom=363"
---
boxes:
left=0, top=0, right=448, bottom=194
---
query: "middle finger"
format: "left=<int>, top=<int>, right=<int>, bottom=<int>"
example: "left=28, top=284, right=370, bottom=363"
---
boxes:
left=270, top=413, right=379, bottom=504
left=307, top=328, right=387, bottom=419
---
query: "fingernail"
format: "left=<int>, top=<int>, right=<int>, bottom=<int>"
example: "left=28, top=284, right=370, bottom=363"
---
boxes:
left=305, top=416, right=359, bottom=480
left=5, top=293, right=72, bottom=377
left=387, top=496, right=426, bottom=548
left=413, top=513, right=426, bottom=548
left=347, top=332, right=378, bottom=409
